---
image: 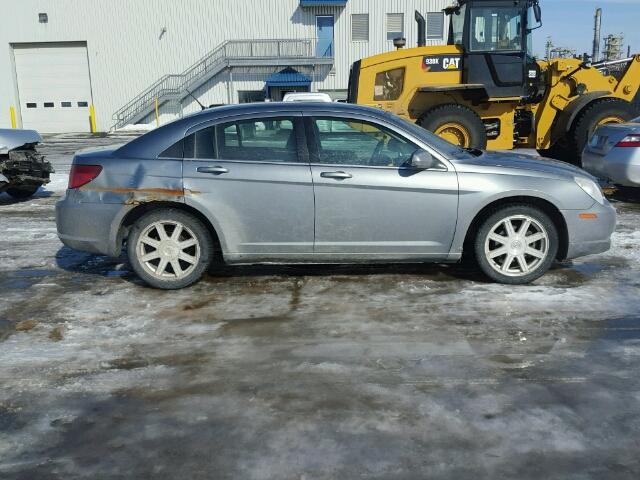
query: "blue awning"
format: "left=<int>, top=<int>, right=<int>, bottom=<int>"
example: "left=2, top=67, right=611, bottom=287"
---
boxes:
left=265, top=68, right=311, bottom=88
left=300, top=0, right=347, bottom=7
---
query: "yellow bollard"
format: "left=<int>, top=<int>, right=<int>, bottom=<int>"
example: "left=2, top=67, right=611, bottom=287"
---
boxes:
left=9, top=106, right=17, bottom=128
left=154, top=97, right=160, bottom=127
left=89, top=104, right=97, bottom=133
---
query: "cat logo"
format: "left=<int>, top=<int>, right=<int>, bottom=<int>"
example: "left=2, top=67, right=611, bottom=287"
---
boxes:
left=422, top=55, right=462, bottom=72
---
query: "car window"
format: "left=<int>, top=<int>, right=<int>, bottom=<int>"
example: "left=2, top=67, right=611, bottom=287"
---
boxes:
left=158, top=139, right=183, bottom=158
left=310, top=117, right=418, bottom=167
left=184, top=116, right=298, bottom=162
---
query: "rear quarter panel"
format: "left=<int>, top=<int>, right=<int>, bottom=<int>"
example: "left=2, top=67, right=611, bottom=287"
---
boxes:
left=70, top=152, right=184, bottom=205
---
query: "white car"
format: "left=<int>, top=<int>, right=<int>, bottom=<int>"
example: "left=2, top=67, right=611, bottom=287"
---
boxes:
left=282, top=92, right=333, bottom=103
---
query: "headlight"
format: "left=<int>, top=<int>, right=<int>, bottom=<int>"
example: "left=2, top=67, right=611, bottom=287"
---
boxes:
left=574, top=176, right=604, bottom=204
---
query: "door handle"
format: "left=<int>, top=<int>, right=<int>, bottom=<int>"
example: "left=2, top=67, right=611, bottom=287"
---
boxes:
left=197, top=166, right=229, bottom=175
left=320, top=171, right=352, bottom=180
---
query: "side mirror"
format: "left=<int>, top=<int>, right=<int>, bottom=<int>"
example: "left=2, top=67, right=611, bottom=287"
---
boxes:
left=410, top=150, right=438, bottom=170
left=533, top=4, right=542, bottom=24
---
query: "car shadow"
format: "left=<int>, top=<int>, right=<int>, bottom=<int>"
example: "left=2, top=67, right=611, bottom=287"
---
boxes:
left=207, top=260, right=486, bottom=282
left=55, top=246, right=145, bottom=285
left=54, top=245, right=488, bottom=285
left=0, top=189, right=54, bottom=205
left=609, top=187, right=640, bottom=204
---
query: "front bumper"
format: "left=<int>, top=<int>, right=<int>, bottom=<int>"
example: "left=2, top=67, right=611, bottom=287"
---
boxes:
left=56, top=193, right=131, bottom=257
left=561, top=200, right=616, bottom=260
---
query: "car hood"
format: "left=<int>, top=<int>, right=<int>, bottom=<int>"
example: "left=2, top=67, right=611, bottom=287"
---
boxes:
left=452, top=151, right=591, bottom=180
left=0, top=128, right=42, bottom=154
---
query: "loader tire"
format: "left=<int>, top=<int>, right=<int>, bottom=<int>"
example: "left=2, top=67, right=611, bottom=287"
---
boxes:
left=566, top=98, right=638, bottom=166
left=419, top=104, right=487, bottom=150
left=537, top=141, right=573, bottom=163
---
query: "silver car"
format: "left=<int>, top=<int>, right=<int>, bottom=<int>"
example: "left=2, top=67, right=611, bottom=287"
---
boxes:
left=56, top=103, right=615, bottom=289
left=582, top=117, right=640, bottom=188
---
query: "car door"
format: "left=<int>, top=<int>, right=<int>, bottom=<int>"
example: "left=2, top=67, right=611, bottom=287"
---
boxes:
left=305, top=114, right=458, bottom=259
left=182, top=113, right=315, bottom=261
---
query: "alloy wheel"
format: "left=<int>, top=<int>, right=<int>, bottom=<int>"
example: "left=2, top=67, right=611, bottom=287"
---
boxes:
left=135, top=220, right=201, bottom=280
left=484, top=215, right=549, bottom=277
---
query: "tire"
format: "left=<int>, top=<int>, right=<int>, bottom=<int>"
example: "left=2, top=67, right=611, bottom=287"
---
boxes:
left=419, top=104, right=487, bottom=149
left=566, top=98, right=639, bottom=166
left=6, top=184, right=40, bottom=199
left=474, top=204, right=559, bottom=285
left=127, top=209, right=214, bottom=289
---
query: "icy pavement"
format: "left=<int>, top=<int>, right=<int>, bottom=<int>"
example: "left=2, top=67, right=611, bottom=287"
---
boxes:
left=1, top=134, right=640, bottom=479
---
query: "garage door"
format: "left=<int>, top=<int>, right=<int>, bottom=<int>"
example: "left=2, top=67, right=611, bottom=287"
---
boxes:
left=13, top=42, right=93, bottom=133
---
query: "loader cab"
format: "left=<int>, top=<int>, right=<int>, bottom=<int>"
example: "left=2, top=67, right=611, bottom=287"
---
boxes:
left=447, top=0, right=542, bottom=99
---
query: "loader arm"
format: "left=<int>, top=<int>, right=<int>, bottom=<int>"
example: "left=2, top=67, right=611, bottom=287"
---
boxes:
left=535, top=55, right=640, bottom=150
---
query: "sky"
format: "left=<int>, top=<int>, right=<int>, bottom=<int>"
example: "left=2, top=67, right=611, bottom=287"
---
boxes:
left=533, top=0, right=639, bottom=59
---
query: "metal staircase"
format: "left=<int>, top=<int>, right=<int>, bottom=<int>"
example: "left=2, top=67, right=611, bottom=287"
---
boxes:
left=112, top=39, right=332, bottom=129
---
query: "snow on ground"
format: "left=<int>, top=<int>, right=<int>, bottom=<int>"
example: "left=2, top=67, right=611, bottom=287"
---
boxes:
left=1, top=133, right=640, bottom=479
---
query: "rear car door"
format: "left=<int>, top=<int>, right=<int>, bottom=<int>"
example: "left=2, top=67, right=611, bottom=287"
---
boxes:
left=182, top=113, right=314, bottom=261
left=305, top=114, right=459, bottom=258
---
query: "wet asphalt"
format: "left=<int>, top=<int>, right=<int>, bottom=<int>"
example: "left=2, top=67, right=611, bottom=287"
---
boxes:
left=1, top=133, right=640, bottom=479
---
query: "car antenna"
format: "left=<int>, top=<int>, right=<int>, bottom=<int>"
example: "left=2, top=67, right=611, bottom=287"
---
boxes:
left=185, top=88, right=206, bottom=110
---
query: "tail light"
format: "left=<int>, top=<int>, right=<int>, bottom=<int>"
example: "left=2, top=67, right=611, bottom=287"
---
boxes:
left=615, top=135, right=640, bottom=148
left=68, top=164, right=103, bottom=189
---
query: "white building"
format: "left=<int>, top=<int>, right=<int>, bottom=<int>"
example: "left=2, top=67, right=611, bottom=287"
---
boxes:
left=1, top=0, right=450, bottom=133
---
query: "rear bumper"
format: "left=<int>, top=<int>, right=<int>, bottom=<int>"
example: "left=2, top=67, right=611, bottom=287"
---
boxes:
left=583, top=147, right=640, bottom=187
left=56, top=193, right=131, bottom=257
left=561, top=200, right=616, bottom=260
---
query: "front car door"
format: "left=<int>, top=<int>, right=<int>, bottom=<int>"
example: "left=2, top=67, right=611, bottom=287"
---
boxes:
left=305, top=113, right=459, bottom=260
left=182, top=113, right=315, bottom=262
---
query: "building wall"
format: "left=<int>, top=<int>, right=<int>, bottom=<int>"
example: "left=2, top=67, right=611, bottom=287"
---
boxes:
left=0, top=0, right=450, bottom=131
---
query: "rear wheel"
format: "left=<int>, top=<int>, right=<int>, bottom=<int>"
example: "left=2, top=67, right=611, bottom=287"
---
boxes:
left=127, top=209, right=213, bottom=289
left=6, top=184, right=40, bottom=199
left=419, top=104, right=487, bottom=149
left=566, top=99, right=638, bottom=165
left=474, top=205, right=558, bottom=284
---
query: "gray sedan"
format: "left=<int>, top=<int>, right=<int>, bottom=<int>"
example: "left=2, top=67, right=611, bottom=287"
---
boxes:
left=582, top=117, right=640, bottom=188
left=56, top=103, right=615, bottom=289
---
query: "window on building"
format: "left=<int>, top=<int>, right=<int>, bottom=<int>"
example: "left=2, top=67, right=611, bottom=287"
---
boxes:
left=374, top=68, right=405, bottom=101
left=310, top=117, right=417, bottom=167
left=386, top=13, right=404, bottom=41
left=26, top=103, right=37, bottom=108
left=61, top=101, right=72, bottom=107
left=352, top=14, right=369, bottom=42
left=77, top=101, right=89, bottom=107
left=183, top=117, right=298, bottom=162
left=44, top=102, right=54, bottom=108
left=238, top=90, right=266, bottom=103
left=427, top=12, right=445, bottom=39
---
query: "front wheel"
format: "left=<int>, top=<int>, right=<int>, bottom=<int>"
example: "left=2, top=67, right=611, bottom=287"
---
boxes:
left=474, top=205, right=558, bottom=284
left=127, top=209, right=214, bottom=289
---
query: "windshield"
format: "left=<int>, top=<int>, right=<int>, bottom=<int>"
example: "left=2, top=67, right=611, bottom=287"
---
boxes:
left=470, top=6, right=522, bottom=52
left=384, top=112, right=475, bottom=160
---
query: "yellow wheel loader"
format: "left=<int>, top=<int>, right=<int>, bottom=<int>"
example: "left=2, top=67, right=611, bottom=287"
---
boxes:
left=346, top=0, right=640, bottom=165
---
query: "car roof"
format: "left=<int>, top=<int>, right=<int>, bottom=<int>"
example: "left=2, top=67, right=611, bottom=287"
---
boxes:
left=117, top=102, right=390, bottom=158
